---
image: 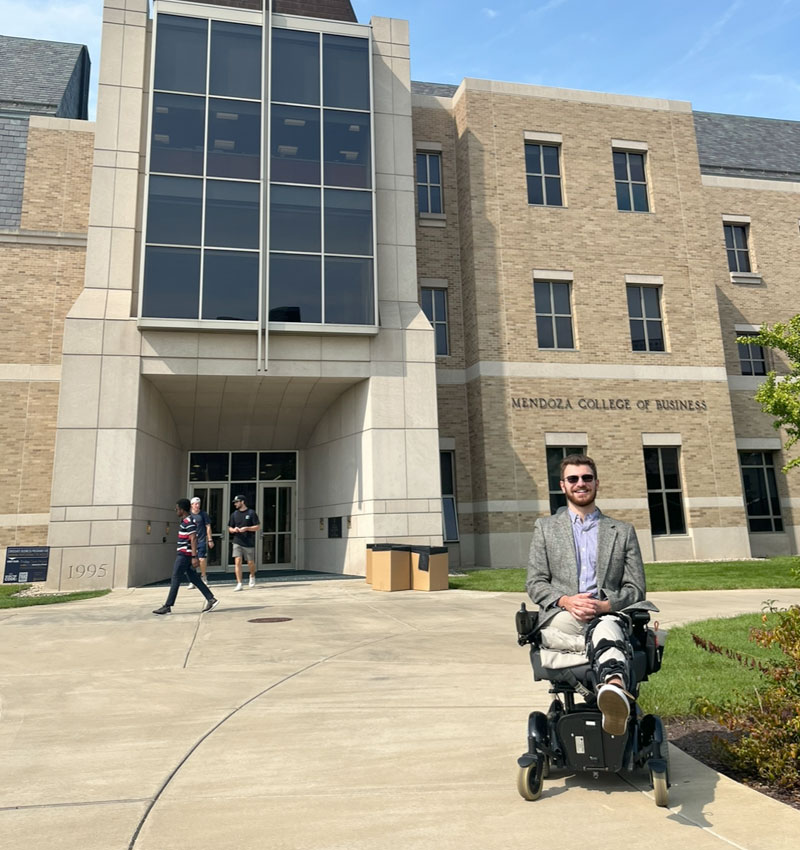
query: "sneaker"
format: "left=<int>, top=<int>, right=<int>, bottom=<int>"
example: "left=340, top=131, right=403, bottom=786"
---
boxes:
left=597, top=683, right=631, bottom=736
left=249, top=575, right=256, bottom=587
left=202, top=597, right=219, bottom=613
left=152, top=605, right=171, bottom=615
left=234, top=582, right=243, bottom=592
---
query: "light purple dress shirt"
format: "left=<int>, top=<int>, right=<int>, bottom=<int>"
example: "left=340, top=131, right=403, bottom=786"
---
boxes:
left=569, top=508, right=599, bottom=596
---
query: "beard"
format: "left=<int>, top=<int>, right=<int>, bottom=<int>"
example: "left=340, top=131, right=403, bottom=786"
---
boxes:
left=565, top=487, right=596, bottom=509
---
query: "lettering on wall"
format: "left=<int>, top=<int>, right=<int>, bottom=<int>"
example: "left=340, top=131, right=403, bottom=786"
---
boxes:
left=510, top=397, right=709, bottom=412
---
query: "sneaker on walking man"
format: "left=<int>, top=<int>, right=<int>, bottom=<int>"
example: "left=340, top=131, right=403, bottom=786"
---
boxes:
left=153, top=499, right=220, bottom=615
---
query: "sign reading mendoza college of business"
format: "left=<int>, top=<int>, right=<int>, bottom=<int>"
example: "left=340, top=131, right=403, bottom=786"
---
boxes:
left=511, top=396, right=709, bottom=412
left=4, top=547, right=50, bottom=583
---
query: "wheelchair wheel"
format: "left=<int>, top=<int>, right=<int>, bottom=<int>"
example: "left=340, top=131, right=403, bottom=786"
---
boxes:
left=651, top=768, right=669, bottom=807
left=517, top=755, right=545, bottom=801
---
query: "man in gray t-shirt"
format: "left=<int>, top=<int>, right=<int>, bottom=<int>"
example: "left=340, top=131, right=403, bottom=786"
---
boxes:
left=228, top=495, right=260, bottom=591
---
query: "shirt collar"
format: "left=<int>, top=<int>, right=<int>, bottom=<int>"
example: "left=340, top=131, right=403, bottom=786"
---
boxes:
left=568, top=507, right=599, bottom=524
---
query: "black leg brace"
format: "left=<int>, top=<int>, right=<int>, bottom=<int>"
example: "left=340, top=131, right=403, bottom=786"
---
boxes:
left=585, top=613, right=634, bottom=691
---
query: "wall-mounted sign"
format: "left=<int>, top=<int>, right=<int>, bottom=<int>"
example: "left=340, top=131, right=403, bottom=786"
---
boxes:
left=511, top=396, right=708, bottom=413
left=4, top=546, right=50, bottom=583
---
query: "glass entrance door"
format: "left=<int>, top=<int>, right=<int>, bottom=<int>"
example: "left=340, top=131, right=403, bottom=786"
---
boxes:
left=260, top=484, right=295, bottom=569
left=190, top=486, right=225, bottom=569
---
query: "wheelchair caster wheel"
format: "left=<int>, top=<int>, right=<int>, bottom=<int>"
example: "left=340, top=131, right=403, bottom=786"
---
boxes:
left=517, top=755, right=545, bottom=801
left=650, top=768, right=669, bottom=807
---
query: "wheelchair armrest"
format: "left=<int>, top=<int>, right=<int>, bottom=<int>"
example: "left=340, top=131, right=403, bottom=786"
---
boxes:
left=516, top=603, right=541, bottom=646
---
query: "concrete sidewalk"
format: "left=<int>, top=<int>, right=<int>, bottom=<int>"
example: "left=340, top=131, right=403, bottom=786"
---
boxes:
left=1, top=582, right=799, bottom=850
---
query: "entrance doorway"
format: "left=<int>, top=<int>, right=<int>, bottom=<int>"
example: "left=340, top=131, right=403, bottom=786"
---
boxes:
left=189, top=451, right=297, bottom=572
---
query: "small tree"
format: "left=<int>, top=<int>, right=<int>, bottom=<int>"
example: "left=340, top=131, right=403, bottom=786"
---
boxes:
left=738, top=316, right=800, bottom=472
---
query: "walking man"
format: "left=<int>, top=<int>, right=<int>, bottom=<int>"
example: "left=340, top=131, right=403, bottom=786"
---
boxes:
left=228, top=494, right=260, bottom=591
left=190, top=496, right=214, bottom=583
left=153, top=499, right=220, bottom=615
left=526, top=454, right=647, bottom=735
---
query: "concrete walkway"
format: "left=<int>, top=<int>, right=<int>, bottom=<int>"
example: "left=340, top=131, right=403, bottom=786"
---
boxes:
left=2, top=581, right=800, bottom=850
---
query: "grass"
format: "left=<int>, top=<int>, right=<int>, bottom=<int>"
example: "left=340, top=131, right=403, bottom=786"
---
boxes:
left=637, top=611, right=788, bottom=717
left=449, top=557, right=800, bottom=592
left=0, top=584, right=110, bottom=608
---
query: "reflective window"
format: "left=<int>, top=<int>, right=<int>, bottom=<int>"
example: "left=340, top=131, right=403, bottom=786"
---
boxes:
left=202, top=250, right=259, bottom=321
left=150, top=93, right=206, bottom=175
left=270, top=185, right=321, bottom=253
left=440, top=450, right=459, bottom=542
left=737, top=332, right=767, bottom=376
left=627, top=285, right=665, bottom=352
left=740, top=452, right=783, bottom=532
left=189, top=452, right=229, bottom=482
left=210, top=22, right=261, bottom=99
left=417, top=152, right=443, bottom=214
left=272, top=29, right=319, bottom=105
left=420, top=287, right=449, bottom=355
left=534, top=281, right=574, bottom=349
left=323, top=35, right=369, bottom=110
left=325, top=190, right=372, bottom=255
left=207, top=99, right=261, bottom=180
left=142, top=246, right=200, bottom=319
left=271, top=105, right=321, bottom=184
left=724, top=223, right=751, bottom=273
left=146, top=176, right=202, bottom=246
left=269, top=254, right=321, bottom=323
left=325, top=257, right=374, bottom=324
left=614, top=150, right=649, bottom=212
left=231, top=452, right=257, bottom=480
left=259, top=452, right=297, bottom=480
left=154, top=15, right=207, bottom=94
left=205, top=181, right=260, bottom=250
left=643, top=447, right=686, bottom=535
left=324, top=110, right=371, bottom=188
left=525, top=143, right=562, bottom=206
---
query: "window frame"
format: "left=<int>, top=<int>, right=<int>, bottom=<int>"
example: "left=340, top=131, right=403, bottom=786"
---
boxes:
left=416, top=150, right=444, bottom=217
left=440, top=450, right=459, bottom=543
left=626, top=284, right=665, bottom=352
left=724, top=222, right=752, bottom=273
left=534, top=279, right=574, bottom=350
left=613, top=148, right=649, bottom=213
left=643, top=446, right=686, bottom=536
left=420, top=285, right=449, bottom=356
left=739, top=451, right=784, bottom=533
left=525, top=141, right=563, bottom=207
left=737, top=331, right=767, bottom=376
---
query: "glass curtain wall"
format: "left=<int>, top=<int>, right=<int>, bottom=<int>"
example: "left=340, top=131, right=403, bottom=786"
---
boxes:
left=142, top=12, right=375, bottom=327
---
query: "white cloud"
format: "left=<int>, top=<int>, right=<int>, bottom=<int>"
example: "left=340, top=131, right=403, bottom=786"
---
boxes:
left=680, top=0, right=744, bottom=63
left=751, top=72, right=800, bottom=94
left=482, top=7, right=499, bottom=18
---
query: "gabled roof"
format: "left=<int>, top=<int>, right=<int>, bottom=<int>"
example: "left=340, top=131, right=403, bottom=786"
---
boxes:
left=0, top=34, right=89, bottom=117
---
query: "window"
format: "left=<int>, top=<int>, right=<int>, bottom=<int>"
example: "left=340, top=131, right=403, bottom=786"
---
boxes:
left=737, top=332, right=767, bottom=376
left=534, top=281, right=573, bottom=349
left=724, top=223, right=751, bottom=273
left=421, top=287, right=448, bottom=355
left=440, top=451, right=459, bottom=542
left=546, top=446, right=585, bottom=514
left=613, top=150, right=649, bottom=212
left=739, top=452, right=783, bottom=532
left=643, top=447, right=686, bottom=535
left=627, top=285, right=665, bottom=352
left=525, top=143, right=562, bottom=206
left=417, top=151, right=443, bottom=214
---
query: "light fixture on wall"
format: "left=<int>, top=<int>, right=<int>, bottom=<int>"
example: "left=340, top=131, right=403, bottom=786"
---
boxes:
left=146, top=521, right=151, bottom=535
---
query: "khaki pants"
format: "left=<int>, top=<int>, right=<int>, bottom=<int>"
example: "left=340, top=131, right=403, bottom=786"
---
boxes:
left=540, top=610, right=629, bottom=683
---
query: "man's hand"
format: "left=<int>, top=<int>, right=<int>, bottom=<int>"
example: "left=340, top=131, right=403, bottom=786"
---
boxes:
left=208, top=540, right=214, bottom=549
left=558, top=593, right=611, bottom=623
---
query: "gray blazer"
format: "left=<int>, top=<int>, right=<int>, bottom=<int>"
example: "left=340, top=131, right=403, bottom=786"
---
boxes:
left=526, top=508, right=646, bottom=627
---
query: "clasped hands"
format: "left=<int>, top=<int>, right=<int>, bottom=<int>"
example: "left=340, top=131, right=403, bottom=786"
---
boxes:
left=558, top=592, right=611, bottom=623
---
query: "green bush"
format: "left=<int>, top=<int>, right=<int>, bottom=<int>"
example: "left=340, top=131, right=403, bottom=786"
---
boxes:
left=705, top=604, right=800, bottom=791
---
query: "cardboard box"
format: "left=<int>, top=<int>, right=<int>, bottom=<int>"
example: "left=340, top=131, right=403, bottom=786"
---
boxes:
left=371, top=546, right=411, bottom=591
left=410, top=546, right=449, bottom=591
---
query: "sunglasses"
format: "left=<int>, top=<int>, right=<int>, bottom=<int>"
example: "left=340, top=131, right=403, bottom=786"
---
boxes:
left=563, top=474, right=596, bottom=484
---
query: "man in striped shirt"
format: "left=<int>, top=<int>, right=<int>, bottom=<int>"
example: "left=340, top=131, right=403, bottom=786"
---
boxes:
left=153, top=499, right=220, bottom=615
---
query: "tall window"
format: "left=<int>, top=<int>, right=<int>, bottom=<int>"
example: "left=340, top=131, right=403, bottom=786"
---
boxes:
left=142, top=15, right=263, bottom=321
left=724, top=223, right=751, bottom=273
left=440, top=450, right=459, bottom=542
left=525, top=143, right=562, bottom=206
left=534, top=281, right=573, bottom=349
left=417, top=151, right=443, bottom=214
left=740, top=452, right=783, bottom=532
left=421, top=287, right=448, bottom=355
left=643, top=447, right=686, bottom=535
left=627, top=285, right=665, bottom=352
left=737, top=332, right=767, bottom=376
left=546, top=446, right=585, bottom=514
left=613, top=150, right=649, bottom=212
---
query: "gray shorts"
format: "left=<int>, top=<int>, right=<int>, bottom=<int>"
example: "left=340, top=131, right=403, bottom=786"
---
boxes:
left=232, top=543, right=255, bottom=562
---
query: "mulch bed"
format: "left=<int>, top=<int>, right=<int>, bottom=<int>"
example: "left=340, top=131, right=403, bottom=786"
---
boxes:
left=667, top=717, right=800, bottom=810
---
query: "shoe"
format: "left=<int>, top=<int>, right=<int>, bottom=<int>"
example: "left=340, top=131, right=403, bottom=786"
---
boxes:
left=249, top=575, right=256, bottom=587
left=152, top=605, right=171, bottom=615
left=597, top=683, right=631, bottom=736
left=202, top=597, right=219, bottom=613
left=234, top=582, right=243, bottom=592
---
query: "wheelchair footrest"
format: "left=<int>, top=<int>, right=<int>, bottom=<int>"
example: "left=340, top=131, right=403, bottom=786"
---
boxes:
left=557, top=711, right=627, bottom=773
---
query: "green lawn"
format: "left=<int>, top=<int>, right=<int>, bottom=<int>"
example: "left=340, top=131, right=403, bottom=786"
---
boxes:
left=637, top=612, right=787, bottom=717
left=0, top=584, right=110, bottom=608
left=449, top=557, right=800, bottom=592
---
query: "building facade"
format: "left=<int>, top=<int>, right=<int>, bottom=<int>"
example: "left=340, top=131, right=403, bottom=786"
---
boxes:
left=1, top=1, right=799, bottom=588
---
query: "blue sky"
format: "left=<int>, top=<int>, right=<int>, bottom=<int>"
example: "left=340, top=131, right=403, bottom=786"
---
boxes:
left=1, top=0, right=799, bottom=120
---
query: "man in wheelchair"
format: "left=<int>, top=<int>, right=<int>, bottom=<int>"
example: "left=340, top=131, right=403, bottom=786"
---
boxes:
left=515, top=453, right=668, bottom=804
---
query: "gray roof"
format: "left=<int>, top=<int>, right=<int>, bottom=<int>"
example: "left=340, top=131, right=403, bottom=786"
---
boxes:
left=0, top=34, right=88, bottom=116
left=411, top=81, right=459, bottom=98
left=693, top=111, right=800, bottom=182
left=0, top=115, right=29, bottom=228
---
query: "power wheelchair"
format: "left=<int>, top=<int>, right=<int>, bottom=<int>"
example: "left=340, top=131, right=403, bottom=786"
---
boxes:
left=515, top=603, right=670, bottom=806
